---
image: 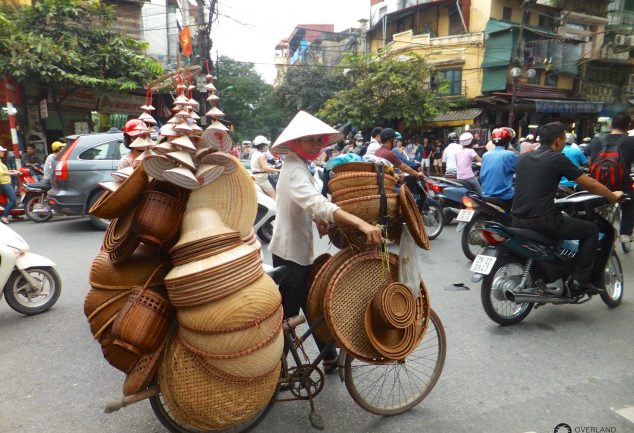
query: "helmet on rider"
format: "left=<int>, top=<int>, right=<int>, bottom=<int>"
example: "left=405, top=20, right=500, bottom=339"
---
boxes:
left=447, top=132, right=459, bottom=143
left=123, top=119, right=147, bottom=149
left=491, top=127, right=516, bottom=146
left=253, top=135, right=271, bottom=150
left=380, top=128, right=397, bottom=145
left=459, top=132, right=474, bottom=147
left=51, top=141, right=65, bottom=152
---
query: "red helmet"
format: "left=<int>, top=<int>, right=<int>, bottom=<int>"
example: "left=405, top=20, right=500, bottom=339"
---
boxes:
left=491, top=127, right=516, bottom=143
left=123, top=119, right=146, bottom=137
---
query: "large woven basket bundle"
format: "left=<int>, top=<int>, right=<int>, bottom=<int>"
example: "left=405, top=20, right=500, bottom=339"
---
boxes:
left=89, top=164, right=148, bottom=219
left=89, top=247, right=169, bottom=290
left=328, top=172, right=396, bottom=194
left=158, top=335, right=280, bottom=431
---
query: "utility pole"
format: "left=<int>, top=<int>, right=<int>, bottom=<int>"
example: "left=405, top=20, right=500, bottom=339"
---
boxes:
left=509, top=1, right=531, bottom=130
left=196, top=0, right=216, bottom=69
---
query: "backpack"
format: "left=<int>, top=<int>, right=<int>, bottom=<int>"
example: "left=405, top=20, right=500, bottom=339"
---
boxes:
left=589, top=135, right=627, bottom=191
left=357, top=141, right=370, bottom=157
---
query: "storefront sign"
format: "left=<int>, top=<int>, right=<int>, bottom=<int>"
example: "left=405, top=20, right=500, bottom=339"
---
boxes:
left=48, top=89, right=146, bottom=115
left=39, top=99, right=48, bottom=119
left=534, top=99, right=603, bottom=114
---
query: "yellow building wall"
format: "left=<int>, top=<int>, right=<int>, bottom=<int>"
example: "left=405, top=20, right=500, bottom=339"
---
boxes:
left=470, top=0, right=493, bottom=33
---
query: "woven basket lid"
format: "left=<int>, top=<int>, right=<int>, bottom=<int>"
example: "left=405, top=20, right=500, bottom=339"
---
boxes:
left=363, top=300, right=417, bottom=361
left=186, top=156, right=257, bottom=237
left=177, top=272, right=280, bottom=332
left=199, top=152, right=238, bottom=174
left=201, top=128, right=232, bottom=152
left=158, top=335, right=279, bottom=431
left=89, top=164, right=148, bottom=219
left=323, top=251, right=400, bottom=362
left=165, top=243, right=258, bottom=281
left=171, top=208, right=240, bottom=250
left=163, top=167, right=202, bottom=190
left=399, top=185, right=430, bottom=250
left=89, top=247, right=169, bottom=290
left=166, top=151, right=195, bottom=171
left=195, top=164, right=225, bottom=187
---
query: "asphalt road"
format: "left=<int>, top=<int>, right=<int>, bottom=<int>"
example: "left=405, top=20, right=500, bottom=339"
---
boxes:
left=1, top=216, right=633, bottom=433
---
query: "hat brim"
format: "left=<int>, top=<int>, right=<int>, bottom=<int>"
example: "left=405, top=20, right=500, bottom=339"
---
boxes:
left=271, top=111, right=343, bottom=154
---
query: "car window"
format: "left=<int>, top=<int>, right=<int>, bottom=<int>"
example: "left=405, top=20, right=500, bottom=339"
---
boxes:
left=118, top=142, right=130, bottom=159
left=78, top=142, right=112, bottom=160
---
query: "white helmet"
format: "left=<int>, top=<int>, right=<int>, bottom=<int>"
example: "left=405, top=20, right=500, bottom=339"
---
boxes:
left=253, top=135, right=271, bottom=147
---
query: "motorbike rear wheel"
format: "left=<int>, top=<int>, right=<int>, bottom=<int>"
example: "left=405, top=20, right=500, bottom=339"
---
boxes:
left=24, top=194, right=53, bottom=223
left=600, top=251, right=623, bottom=308
left=422, top=204, right=443, bottom=240
left=256, top=217, right=274, bottom=243
left=461, top=215, right=487, bottom=261
left=4, top=267, right=61, bottom=315
left=481, top=256, right=533, bottom=326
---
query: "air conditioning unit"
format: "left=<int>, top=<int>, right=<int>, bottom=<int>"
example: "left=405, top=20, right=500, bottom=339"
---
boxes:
left=614, top=34, right=627, bottom=46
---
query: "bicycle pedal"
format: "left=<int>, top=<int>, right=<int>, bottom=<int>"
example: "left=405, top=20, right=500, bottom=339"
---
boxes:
left=309, top=412, right=325, bottom=431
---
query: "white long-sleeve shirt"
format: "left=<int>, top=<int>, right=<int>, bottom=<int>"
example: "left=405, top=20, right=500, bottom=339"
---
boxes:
left=269, top=151, right=340, bottom=265
left=442, top=142, right=462, bottom=172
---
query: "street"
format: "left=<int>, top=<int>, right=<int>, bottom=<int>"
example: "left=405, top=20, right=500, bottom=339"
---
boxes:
left=1, top=216, right=633, bottom=433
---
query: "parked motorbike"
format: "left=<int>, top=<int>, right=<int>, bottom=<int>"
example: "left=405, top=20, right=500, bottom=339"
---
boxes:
left=0, top=167, right=38, bottom=220
left=457, top=191, right=511, bottom=261
left=470, top=192, right=625, bottom=326
left=404, top=175, right=444, bottom=240
left=253, top=184, right=276, bottom=243
left=0, top=222, right=61, bottom=314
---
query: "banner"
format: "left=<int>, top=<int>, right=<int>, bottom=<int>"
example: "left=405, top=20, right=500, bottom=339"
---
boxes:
left=179, top=26, right=193, bottom=57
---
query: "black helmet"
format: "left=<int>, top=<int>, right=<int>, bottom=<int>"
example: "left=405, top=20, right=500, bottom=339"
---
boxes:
left=447, top=132, right=459, bottom=143
left=380, top=128, right=396, bottom=142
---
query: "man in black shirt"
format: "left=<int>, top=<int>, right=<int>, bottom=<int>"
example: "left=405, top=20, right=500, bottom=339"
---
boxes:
left=512, top=122, right=623, bottom=293
left=585, top=112, right=634, bottom=243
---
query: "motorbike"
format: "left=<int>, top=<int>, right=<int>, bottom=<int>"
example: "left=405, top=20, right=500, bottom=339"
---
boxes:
left=0, top=222, right=62, bottom=315
left=457, top=191, right=511, bottom=261
left=0, top=167, right=38, bottom=220
left=253, top=184, right=276, bottom=243
left=470, top=192, right=625, bottom=326
left=428, top=176, right=469, bottom=224
left=404, top=175, right=444, bottom=240
left=23, top=180, right=53, bottom=223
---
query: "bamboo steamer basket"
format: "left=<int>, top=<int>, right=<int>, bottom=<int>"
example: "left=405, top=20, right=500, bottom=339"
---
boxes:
left=89, top=248, right=169, bottom=290
left=134, top=190, right=186, bottom=248
left=179, top=305, right=282, bottom=356
left=158, top=335, right=280, bottom=430
left=337, top=193, right=399, bottom=223
left=89, top=164, right=148, bottom=219
left=328, top=172, right=396, bottom=194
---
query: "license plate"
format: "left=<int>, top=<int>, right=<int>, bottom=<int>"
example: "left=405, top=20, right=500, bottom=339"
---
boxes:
left=456, top=209, right=475, bottom=222
left=470, top=255, right=497, bottom=275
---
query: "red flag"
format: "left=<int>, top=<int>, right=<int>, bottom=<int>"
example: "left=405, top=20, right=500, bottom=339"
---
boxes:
left=179, top=26, right=193, bottom=57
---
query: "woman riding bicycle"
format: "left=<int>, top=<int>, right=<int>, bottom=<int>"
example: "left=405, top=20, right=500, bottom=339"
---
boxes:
left=268, top=111, right=382, bottom=373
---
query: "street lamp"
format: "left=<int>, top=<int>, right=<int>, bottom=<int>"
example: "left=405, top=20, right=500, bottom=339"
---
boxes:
left=509, top=67, right=536, bottom=133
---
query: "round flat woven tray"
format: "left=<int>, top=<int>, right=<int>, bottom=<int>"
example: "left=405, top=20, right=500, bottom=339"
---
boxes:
left=323, top=251, right=400, bottom=362
left=331, top=185, right=382, bottom=204
left=330, top=162, right=378, bottom=175
left=306, top=248, right=356, bottom=345
left=328, top=172, right=396, bottom=194
left=399, top=185, right=430, bottom=250
left=90, top=247, right=169, bottom=290
left=364, top=300, right=417, bottom=361
left=158, top=335, right=280, bottom=431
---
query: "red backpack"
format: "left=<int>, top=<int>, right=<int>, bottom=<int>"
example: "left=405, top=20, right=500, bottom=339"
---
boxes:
left=589, top=135, right=627, bottom=191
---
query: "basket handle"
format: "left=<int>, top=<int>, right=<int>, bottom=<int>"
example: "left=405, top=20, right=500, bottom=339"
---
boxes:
left=373, top=163, right=390, bottom=230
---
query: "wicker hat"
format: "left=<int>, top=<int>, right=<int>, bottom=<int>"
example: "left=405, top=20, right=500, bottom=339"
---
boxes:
left=271, top=111, right=343, bottom=154
left=171, top=208, right=239, bottom=251
left=201, top=127, right=232, bottom=152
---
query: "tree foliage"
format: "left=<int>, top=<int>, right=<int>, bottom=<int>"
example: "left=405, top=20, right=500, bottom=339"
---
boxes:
left=318, top=53, right=451, bottom=130
left=273, top=64, right=349, bottom=115
left=0, top=0, right=163, bottom=91
left=215, top=56, right=287, bottom=143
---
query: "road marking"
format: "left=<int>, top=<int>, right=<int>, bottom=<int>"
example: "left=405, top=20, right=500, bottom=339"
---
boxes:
left=613, top=405, right=634, bottom=423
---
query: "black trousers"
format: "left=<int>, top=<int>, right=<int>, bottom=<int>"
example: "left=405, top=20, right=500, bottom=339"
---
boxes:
left=514, top=214, right=598, bottom=284
left=272, top=255, right=337, bottom=360
left=620, top=193, right=634, bottom=236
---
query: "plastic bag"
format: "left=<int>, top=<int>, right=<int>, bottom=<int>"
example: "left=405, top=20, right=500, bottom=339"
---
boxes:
left=399, top=225, right=424, bottom=299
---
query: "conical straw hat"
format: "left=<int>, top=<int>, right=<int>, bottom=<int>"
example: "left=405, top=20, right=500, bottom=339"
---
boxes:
left=159, top=123, right=179, bottom=137
left=201, top=128, right=231, bottom=152
left=174, top=95, right=189, bottom=105
left=129, top=136, right=151, bottom=149
left=166, top=151, right=196, bottom=171
left=153, top=141, right=177, bottom=154
left=190, top=111, right=201, bottom=121
left=99, top=181, right=122, bottom=193
left=195, top=147, right=214, bottom=160
left=163, top=167, right=202, bottom=190
left=204, top=82, right=217, bottom=92
left=195, top=164, right=225, bottom=186
left=199, top=152, right=238, bottom=175
left=171, top=135, right=196, bottom=151
left=111, top=166, right=134, bottom=182
left=174, top=122, right=193, bottom=133
left=175, top=109, right=191, bottom=118
left=190, top=124, right=203, bottom=135
left=165, top=243, right=257, bottom=281
left=171, top=208, right=239, bottom=250
left=205, top=107, right=225, bottom=118
left=187, top=98, right=200, bottom=110
left=138, top=112, right=157, bottom=125
left=143, top=154, right=175, bottom=181
left=271, top=110, right=343, bottom=154
left=207, top=94, right=220, bottom=102
left=167, top=116, right=179, bottom=124
left=140, top=104, right=155, bottom=111
left=208, top=120, right=229, bottom=131
left=134, top=149, right=154, bottom=163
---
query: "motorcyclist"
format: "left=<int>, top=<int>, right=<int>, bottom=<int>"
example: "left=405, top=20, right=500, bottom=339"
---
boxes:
left=41, top=141, right=65, bottom=188
left=251, top=135, right=279, bottom=200
left=441, top=132, right=462, bottom=178
left=373, top=129, right=424, bottom=178
left=479, top=127, right=519, bottom=211
left=117, top=119, right=148, bottom=170
left=21, top=144, right=43, bottom=180
left=512, top=122, right=623, bottom=295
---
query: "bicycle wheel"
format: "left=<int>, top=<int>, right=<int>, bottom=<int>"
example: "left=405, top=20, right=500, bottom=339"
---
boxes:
left=150, top=377, right=280, bottom=433
left=344, top=308, right=446, bottom=416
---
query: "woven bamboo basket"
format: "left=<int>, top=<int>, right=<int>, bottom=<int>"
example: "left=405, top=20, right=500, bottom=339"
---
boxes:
left=337, top=193, right=399, bottom=223
left=87, top=290, right=132, bottom=339
left=84, top=287, right=130, bottom=319
left=331, top=185, right=382, bottom=204
left=328, top=172, right=396, bottom=194
left=364, top=300, right=418, bottom=361
left=89, top=248, right=169, bottom=290
left=134, top=190, right=186, bottom=248
left=330, top=162, right=378, bottom=175
left=99, top=329, right=141, bottom=374
left=89, top=164, right=148, bottom=219
left=158, top=335, right=280, bottom=430
left=108, top=235, right=140, bottom=265
left=103, top=205, right=136, bottom=253
left=372, top=282, right=416, bottom=330
left=111, top=287, right=174, bottom=356
left=122, top=335, right=168, bottom=396
left=400, top=185, right=430, bottom=250
left=179, top=305, right=282, bottom=356
left=176, top=273, right=280, bottom=331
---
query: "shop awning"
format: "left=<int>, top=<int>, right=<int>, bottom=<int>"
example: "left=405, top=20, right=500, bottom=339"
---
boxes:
left=532, top=99, right=604, bottom=114
left=424, top=108, right=483, bottom=127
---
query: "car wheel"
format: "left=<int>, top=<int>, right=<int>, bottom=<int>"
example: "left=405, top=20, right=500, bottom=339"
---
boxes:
left=87, top=191, right=110, bottom=230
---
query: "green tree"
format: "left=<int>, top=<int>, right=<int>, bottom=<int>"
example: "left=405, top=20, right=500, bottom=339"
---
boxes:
left=0, top=0, right=163, bottom=135
left=273, top=64, right=349, bottom=115
left=215, top=56, right=286, bottom=143
left=318, top=53, right=451, bottom=130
